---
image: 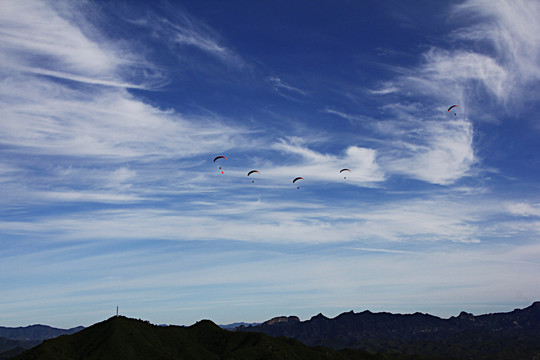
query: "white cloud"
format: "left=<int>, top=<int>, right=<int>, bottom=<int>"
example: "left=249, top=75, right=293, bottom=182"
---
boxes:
left=357, top=0, right=540, bottom=186
left=2, top=192, right=519, bottom=246
left=39, top=190, right=145, bottom=203
left=322, top=108, right=366, bottom=124
left=268, top=77, right=309, bottom=100
left=2, top=0, right=540, bottom=329
left=366, top=83, right=399, bottom=95
left=381, top=118, right=475, bottom=185
left=2, top=228, right=539, bottom=327
left=453, top=0, right=540, bottom=84
left=269, top=138, right=385, bottom=185
left=0, top=0, right=163, bottom=89
left=418, top=49, right=508, bottom=101
left=136, top=7, right=245, bottom=69
left=105, top=167, right=137, bottom=189
left=413, top=0, right=540, bottom=108
left=0, top=74, right=244, bottom=160
left=0, top=1, right=114, bottom=73
left=0, top=0, right=252, bottom=212
left=506, top=202, right=540, bottom=217
left=269, top=77, right=308, bottom=95
left=391, top=0, right=540, bottom=107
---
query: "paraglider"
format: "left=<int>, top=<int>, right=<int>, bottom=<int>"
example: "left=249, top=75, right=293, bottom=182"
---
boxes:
left=213, top=155, right=227, bottom=162
left=448, top=105, right=458, bottom=116
left=213, top=155, right=227, bottom=174
left=340, top=168, right=351, bottom=179
left=247, top=170, right=260, bottom=183
left=293, top=176, right=304, bottom=189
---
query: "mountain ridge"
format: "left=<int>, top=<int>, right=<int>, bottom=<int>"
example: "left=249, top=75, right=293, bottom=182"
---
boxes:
left=11, top=316, right=433, bottom=360
left=0, top=324, right=84, bottom=341
left=236, top=302, right=540, bottom=359
left=0, top=324, right=84, bottom=359
left=4, top=303, right=540, bottom=359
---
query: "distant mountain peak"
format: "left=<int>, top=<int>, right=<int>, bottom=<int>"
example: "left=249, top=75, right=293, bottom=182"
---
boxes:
left=238, top=302, right=540, bottom=360
left=12, top=316, right=386, bottom=360
left=0, top=323, right=83, bottom=342
left=310, top=313, right=329, bottom=321
left=263, top=316, right=300, bottom=326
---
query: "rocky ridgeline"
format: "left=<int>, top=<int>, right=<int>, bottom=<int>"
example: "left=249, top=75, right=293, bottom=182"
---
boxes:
left=236, top=302, right=540, bottom=360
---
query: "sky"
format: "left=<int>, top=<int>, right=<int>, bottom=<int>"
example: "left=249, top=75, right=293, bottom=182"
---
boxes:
left=1, top=0, right=540, bottom=329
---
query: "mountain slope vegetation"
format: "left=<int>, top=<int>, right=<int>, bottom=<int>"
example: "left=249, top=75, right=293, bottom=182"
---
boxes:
left=237, top=302, right=540, bottom=360
left=12, top=316, right=440, bottom=360
left=0, top=324, right=83, bottom=359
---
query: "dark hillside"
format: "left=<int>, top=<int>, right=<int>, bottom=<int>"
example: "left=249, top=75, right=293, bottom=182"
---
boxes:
left=12, top=316, right=440, bottom=360
left=0, top=337, right=40, bottom=360
left=0, top=338, right=40, bottom=355
left=237, top=302, right=540, bottom=360
left=0, top=324, right=84, bottom=358
left=0, top=325, right=83, bottom=342
left=0, top=323, right=84, bottom=360
left=13, top=317, right=216, bottom=360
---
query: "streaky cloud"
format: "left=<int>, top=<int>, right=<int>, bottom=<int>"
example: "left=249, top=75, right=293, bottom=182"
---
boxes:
left=269, top=138, right=385, bottom=185
left=14, top=65, right=154, bottom=90
left=322, top=108, right=364, bottom=124
left=506, top=202, right=540, bottom=217
left=0, top=0, right=164, bottom=90
left=134, top=5, right=245, bottom=69
left=268, top=76, right=309, bottom=101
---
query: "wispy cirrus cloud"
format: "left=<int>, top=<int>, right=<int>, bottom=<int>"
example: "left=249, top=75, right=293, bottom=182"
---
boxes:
left=323, top=104, right=475, bottom=185
left=0, top=76, right=243, bottom=160
left=268, top=137, right=385, bottom=185
left=506, top=202, right=540, bottom=217
left=380, top=116, right=475, bottom=185
left=268, top=76, right=309, bottom=100
left=452, top=0, right=540, bottom=89
left=4, top=186, right=527, bottom=246
left=2, top=191, right=540, bottom=325
left=124, top=4, right=245, bottom=70
left=0, top=1, right=114, bottom=73
left=2, top=238, right=539, bottom=326
left=165, top=17, right=244, bottom=69
left=321, top=108, right=366, bottom=125
left=0, top=1, right=248, bottom=162
left=0, top=0, right=252, bottom=212
left=2, top=0, right=539, bottom=329
left=335, top=0, right=540, bottom=187
left=383, top=0, right=540, bottom=109
left=366, top=83, right=399, bottom=95
left=0, top=0, right=164, bottom=89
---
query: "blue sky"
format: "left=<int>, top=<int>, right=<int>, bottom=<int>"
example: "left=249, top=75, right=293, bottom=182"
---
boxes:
left=1, top=0, right=540, bottom=328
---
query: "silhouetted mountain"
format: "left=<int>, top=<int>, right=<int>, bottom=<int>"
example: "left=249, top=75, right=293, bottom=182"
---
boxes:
left=237, top=302, right=540, bottom=360
left=219, top=321, right=261, bottom=330
left=0, top=346, right=28, bottom=360
left=0, top=338, right=40, bottom=360
left=11, top=316, right=441, bottom=360
left=0, top=325, right=83, bottom=359
left=0, top=325, right=84, bottom=342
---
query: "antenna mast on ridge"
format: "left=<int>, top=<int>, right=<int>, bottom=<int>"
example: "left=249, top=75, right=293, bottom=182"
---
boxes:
left=116, top=306, right=119, bottom=317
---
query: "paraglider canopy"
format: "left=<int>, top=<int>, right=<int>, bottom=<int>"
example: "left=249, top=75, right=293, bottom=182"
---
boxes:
left=293, top=177, right=304, bottom=189
left=448, top=105, right=459, bottom=115
left=213, top=155, right=227, bottom=174
left=340, top=168, right=351, bottom=179
left=247, top=170, right=260, bottom=183
left=213, top=155, right=227, bottom=162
